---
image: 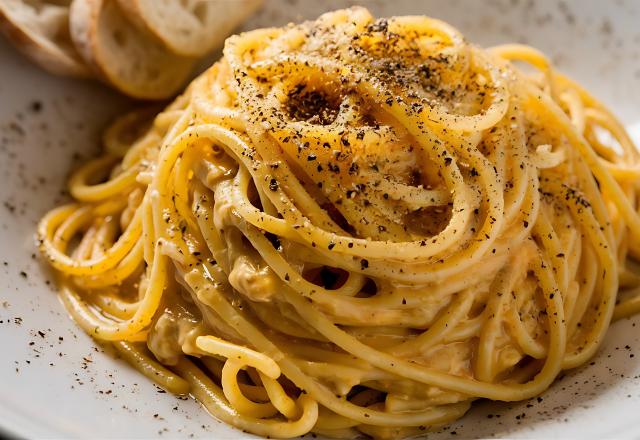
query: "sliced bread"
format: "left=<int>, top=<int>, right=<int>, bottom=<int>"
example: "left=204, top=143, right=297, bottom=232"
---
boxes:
left=69, top=0, right=196, bottom=100
left=0, top=0, right=90, bottom=77
left=116, top=0, right=262, bottom=57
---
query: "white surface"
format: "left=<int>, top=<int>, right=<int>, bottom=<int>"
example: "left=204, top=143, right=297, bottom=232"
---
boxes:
left=1, top=0, right=640, bottom=438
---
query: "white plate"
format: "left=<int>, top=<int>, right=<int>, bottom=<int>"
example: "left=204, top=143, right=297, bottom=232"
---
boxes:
left=1, top=0, right=640, bottom=438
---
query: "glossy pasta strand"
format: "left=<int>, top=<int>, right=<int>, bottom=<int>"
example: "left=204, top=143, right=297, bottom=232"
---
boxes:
left=36, top=8, right=640, bottom=440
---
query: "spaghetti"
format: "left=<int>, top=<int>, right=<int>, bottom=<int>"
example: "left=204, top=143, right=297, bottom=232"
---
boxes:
left=37, top=8, right=640, bottom=439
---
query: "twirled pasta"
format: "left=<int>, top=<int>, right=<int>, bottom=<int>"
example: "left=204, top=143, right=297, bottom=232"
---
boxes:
left=37, top=8, right=640, bottom=439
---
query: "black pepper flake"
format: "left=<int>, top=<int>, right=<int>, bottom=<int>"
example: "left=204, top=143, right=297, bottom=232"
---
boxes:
left=286, top=87, right=339, bottom=125
left=367, top=18, right=388, bottom=33
left=269, top=178, right=278, bottom=191
left=360, top=259, right=369, bottom=270
left=30, top=101, right=43, bottom=113
left=327, top=242, right=335, bottom=250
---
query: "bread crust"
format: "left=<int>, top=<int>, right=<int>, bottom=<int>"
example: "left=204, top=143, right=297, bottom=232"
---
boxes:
left=69, top=0, right=195, bottom=100
left=0, top=1, right=90, bottom=77
left=116, top=0, right=263, bottom=57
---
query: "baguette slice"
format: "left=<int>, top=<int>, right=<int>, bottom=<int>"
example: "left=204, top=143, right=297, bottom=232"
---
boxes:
left=69, top=0, right=196, bottom=100
left=116, top=0, right=262, bottom=57
left=0, top=0, right=90, bottom=77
